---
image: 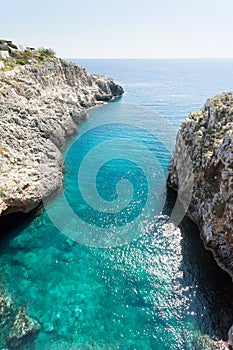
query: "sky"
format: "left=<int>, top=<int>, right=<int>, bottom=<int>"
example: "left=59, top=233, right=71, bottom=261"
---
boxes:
left=1, top=0, right=233, bottom=58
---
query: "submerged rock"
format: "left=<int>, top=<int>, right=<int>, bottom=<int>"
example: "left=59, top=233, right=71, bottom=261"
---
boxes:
left=0, top=56, right=123, bottom=216
left=212, top=340, right=230, bottom=350
left=7, top=306, right=40, bottom=348
left=191, top=333, right=213, bottom=350
left=0, top=288, right=13, bottom=326
left=0, top=283, right=41, bottom=349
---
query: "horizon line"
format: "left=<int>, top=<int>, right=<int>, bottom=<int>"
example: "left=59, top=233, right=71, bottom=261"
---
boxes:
left=63, top=57, right=233, bottom=60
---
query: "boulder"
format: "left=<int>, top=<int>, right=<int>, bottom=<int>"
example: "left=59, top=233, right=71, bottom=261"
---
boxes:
left=212, top=340, right=230, bottom=349
left=7, top=307, right=40, bottom=348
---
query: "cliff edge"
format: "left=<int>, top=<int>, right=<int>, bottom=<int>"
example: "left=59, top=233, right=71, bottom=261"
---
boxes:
left=0, top=53, right=123, bottom=216
left=168, top=92, right=233, bottom=347
left=168, top=93, right=233, bottom=277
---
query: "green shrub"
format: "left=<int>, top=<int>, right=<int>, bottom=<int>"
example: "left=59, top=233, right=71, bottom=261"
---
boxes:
left=37, top=47, right=55, bottom=58
left=0, top=40, right=18, bottom=49
left=7, top=41, right=18, bottom=49
left=16, top=58, right=27, bottom=65
left=194, top=124, right=200, bottom=132
left=2, top=56, right=17, bottom=70
left=13, top=51, right=34, bottom=65
left=23, top=50, right=34, bottom=60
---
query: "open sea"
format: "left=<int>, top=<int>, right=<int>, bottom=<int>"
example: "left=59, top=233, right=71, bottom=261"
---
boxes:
left=1, top=59, right=233, bottom=349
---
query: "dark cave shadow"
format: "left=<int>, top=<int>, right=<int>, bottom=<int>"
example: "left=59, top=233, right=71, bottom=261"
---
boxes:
left=164, top=187, right=233, bottom=339
left=0, top=206, right=43, bottom=250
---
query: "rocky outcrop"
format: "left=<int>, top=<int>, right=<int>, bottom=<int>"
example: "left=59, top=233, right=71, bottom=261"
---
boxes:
left=168, top=92, right=233, bottom=346
left=7, top=306, right=40, bottom=348
left=0, top=284, right=40, bottom=349
left=212, top=341, right=231, bottom=350
left=0, top=58, right=123, bottom=216
left=0, top=287, right=13, bottom=325
left=168, top=92, right=233, bottom=278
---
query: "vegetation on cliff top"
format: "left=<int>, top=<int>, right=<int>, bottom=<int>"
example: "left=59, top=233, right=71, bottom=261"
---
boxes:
left=0, top=39, right=56, bottom=71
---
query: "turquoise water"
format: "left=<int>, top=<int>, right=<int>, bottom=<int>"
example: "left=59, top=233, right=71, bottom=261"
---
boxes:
left=1, top=60, right=233, bottom=349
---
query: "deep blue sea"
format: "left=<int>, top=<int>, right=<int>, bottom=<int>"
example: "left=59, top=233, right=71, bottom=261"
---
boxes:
left=1, top=60, right=233, bottom=350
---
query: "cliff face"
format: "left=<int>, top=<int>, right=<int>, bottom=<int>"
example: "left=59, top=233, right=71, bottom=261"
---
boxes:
left=168, top=93, right=233, bottom=279
left=0, top=59, right=123, bottom=216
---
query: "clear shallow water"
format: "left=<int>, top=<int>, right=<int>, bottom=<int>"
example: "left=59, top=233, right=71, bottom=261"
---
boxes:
left=0, top=60, right=233, bottom=349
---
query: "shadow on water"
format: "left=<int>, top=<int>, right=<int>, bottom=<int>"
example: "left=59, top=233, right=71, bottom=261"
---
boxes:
left=165, top=187, right=233, bottom=340
left=0, top=206, right=42, bottom=252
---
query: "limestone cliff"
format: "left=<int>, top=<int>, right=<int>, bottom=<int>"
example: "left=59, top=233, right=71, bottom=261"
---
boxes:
left=0, top=58, right=123, bottom=216
left=168, top=93, right=233, bottom=277
left=168, top=92, right=233, bottom=347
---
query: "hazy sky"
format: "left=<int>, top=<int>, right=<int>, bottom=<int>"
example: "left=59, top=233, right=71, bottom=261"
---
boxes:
left=1, top=0, right=233, bottom=58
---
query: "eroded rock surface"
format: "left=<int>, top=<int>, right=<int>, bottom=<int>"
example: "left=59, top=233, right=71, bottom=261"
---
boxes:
left=0, top=58, right=123, bottom=216
left=0, top=286, right=13, bottom=325
left=168, top=92, right=233, bottom=347
left=212, top=340, right=231, bottom=350
left=0, top=283, right=40, bottom=349
left=168, top=92, right=233, bottom=278
left=7, top=306, right=40, bottom=348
